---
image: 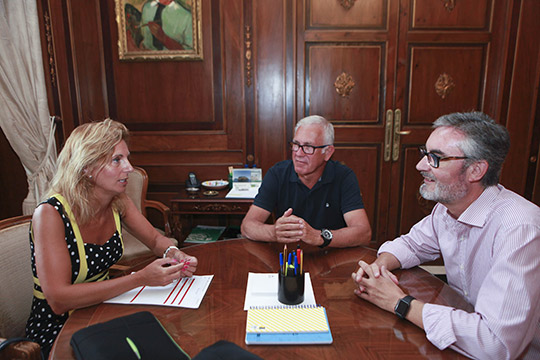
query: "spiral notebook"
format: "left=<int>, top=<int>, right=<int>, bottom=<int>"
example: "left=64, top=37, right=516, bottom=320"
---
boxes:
left=245, top=305, right=333, bottom=345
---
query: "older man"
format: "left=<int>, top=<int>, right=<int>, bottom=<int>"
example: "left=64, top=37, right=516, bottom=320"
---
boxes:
left=241, top=115, right=371, bottom=247
left=352, top=112, right=540, bottom=359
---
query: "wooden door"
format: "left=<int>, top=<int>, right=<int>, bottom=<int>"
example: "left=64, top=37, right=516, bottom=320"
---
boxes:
left=297, top=0, right=510, bottom=247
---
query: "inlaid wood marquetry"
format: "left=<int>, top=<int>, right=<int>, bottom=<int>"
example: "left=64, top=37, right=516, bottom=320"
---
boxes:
left=334, top=72, right=355, bottom=97
left=435, top=73, right=455, bottom=99
left=338, top=0, right=356, bottom=11
left=441, top=0, right=456, bottom=12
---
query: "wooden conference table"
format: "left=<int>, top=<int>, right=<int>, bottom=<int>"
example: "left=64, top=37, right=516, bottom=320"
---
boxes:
left=50, top=239, right=472, bottom=359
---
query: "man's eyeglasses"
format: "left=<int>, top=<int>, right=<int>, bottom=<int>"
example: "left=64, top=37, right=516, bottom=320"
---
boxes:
left=418, top=146, right=468, bottom=168
left=290, top=141, right=330, bottom=155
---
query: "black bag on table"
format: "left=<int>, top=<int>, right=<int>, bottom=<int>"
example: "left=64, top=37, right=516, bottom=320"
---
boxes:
left=70, top=311, right=189, bottom=360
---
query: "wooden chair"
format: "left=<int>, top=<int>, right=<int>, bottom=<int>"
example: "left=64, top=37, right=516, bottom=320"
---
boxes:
left=122, top=166, right=177, bottom=261
left=0, top=215, right=42, bottom=360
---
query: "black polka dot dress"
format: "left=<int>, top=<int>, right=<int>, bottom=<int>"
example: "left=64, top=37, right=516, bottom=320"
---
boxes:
left=25, top=196, right=124, bottom=356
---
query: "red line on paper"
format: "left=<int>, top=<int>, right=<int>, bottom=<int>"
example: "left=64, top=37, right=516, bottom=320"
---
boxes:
left=130, top=286, right=146, bottom=302
left=164, top=279, right=183, bottom=304
left=171, top=278, right=189, bottom=304
left=178, top=278, right=195, bottom=305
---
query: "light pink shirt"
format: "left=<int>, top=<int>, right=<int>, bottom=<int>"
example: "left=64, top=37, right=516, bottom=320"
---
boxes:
left=379, top=185, right=540, bottom=359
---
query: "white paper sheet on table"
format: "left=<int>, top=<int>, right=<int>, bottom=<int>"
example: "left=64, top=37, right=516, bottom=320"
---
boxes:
left=243, top=272, right=316, bottom=310
left=105, top=275, right=213, bottom=309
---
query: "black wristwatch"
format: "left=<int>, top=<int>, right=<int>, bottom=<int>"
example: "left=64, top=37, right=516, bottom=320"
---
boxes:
left=394, top=295, right=415, bottom=320
left=319, top=229, right=333, bottom=248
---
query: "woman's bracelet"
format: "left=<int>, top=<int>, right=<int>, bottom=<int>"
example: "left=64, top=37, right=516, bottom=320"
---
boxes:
left=163, top=245, right=179, bottom=259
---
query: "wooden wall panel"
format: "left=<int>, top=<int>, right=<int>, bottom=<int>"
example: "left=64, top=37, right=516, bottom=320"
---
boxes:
left=68, top=0, right=109, bottom=122
left=500, top=0, right=540, bottom=196
left=307, top=44, right=383, bottom=122
left=47, top=0, right=250, bottom=193
left=108, top=3, right=217, bottom=127
left=308, top=0, right=387, bottom=29
left=412, top=0, right=491, bottom=29
left=253, top=0, right=288, bottom=171
left=407, top=46, right=486, bottom=124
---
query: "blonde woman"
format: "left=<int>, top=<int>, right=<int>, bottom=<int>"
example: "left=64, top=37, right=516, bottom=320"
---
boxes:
left=25, top=119, right=197, bottom=356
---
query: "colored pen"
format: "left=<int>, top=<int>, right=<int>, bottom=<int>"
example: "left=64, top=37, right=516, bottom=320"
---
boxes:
left=279, top=253, right=284, bottom=274
left=300, top=249, right=303, bottom=274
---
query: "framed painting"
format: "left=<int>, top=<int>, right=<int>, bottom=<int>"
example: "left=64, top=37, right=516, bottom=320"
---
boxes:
left=115, top=0, right=203, bottom=61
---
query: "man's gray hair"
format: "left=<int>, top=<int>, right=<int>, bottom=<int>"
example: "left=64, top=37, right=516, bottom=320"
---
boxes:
left=294, top=115, right=334, bottom=145
left=433, top=111, right=510, bottom=187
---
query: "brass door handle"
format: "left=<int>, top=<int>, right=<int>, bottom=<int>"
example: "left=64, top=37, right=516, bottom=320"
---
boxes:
left=392, top=109, right=410, bottom=161
left=384, top=110, right=393, bottom=162
left=395, top=130, right=411, bottom=135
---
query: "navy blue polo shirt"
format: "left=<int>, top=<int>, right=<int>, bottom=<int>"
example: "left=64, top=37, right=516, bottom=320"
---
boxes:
left=253, top=160, right=364, bottom=230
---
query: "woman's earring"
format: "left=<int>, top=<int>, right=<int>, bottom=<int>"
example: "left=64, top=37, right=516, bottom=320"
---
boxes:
left=88, top=175, right=93, bottom=179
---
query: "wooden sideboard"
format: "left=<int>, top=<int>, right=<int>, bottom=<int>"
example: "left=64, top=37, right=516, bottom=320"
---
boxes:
left=170, top=188, right=253, bottom=243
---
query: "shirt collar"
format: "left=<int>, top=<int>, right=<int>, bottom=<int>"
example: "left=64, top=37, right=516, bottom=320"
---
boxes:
left=454, top=185, right=502, bottom=227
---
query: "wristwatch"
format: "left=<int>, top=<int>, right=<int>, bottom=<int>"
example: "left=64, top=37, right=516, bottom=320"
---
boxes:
left=319, top=228, right=333, bottom=248
left=394, top=295, right=415, bottom=320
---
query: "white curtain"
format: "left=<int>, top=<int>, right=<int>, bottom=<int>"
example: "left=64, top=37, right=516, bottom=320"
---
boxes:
left=0, top=0, right=57, bottom=214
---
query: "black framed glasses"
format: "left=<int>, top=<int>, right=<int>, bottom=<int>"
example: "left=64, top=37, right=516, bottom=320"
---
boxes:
left=418, top=146, right=468, bottom=168
left=290, top=141, right=330, bottom=155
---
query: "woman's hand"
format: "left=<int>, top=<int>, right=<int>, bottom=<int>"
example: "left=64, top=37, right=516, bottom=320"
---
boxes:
left=138, top=258, right=184, bottom=286
left=175, top=253, right=198, bottom=278
left=166, top=247, right=198, bottom=278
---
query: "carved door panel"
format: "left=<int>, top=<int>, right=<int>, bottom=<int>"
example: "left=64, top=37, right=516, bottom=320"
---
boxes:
left=298, top=0, right=507, bottom=246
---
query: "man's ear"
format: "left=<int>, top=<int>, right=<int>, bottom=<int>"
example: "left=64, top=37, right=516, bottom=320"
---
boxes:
left=468, top=160, right=488, bottom=183
left=324, top=145, right=335, bottom=161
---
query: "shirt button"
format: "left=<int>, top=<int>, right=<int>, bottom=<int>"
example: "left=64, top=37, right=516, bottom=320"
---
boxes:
left=459, top=264, right=464, bottom=270
left=464, top=291, right=468, bottom=296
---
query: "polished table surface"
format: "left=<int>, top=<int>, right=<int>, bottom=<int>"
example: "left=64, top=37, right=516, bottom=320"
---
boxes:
left=50, top=239, right=472, bottom=359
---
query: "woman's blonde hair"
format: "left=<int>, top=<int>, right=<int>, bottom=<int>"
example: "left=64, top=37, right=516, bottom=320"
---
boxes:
left=48, top=118, right=129, bottom=224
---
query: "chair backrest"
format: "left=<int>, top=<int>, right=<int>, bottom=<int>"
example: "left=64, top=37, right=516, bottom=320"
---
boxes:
left=125, top=166, right=149, bottom=216
left=0, top=215, right=33, bottom=338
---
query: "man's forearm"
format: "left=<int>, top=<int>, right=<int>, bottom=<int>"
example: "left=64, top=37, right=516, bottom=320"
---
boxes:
left=241, top=220, right=276, bottom=242
left=329, top=226, right=371, bottom=247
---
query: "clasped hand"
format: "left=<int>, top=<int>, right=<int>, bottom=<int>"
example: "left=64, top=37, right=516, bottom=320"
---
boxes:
left=351, top=260, right=404, bottom=313
left=274, top=208, right=318, bottom=245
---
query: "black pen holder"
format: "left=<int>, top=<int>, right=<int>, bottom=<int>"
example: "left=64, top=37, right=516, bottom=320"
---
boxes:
left=278, top=271, right=305, bottom=305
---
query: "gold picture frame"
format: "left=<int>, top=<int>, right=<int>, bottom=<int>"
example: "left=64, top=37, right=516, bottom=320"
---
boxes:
left=115, top=0, right=203, bottom=61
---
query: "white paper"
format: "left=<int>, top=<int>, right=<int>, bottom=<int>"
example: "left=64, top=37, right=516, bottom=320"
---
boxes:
left=225, top=182, right=261, bottom=199
left=105, top=275, right=213, bottom=309
left=243, top=272, right=316, bottom=310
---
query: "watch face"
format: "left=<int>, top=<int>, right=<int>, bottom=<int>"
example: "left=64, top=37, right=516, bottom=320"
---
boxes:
left=321, top=229, right=333, bottom=241
left=395, top=300, right=408, bottom=316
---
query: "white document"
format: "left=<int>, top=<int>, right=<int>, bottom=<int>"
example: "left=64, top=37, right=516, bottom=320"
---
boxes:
left=105, top=275, right=213, bottom=309
left=243, top=272, right=316, bottom=310
left=225, top=182, right=261, bottom=199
